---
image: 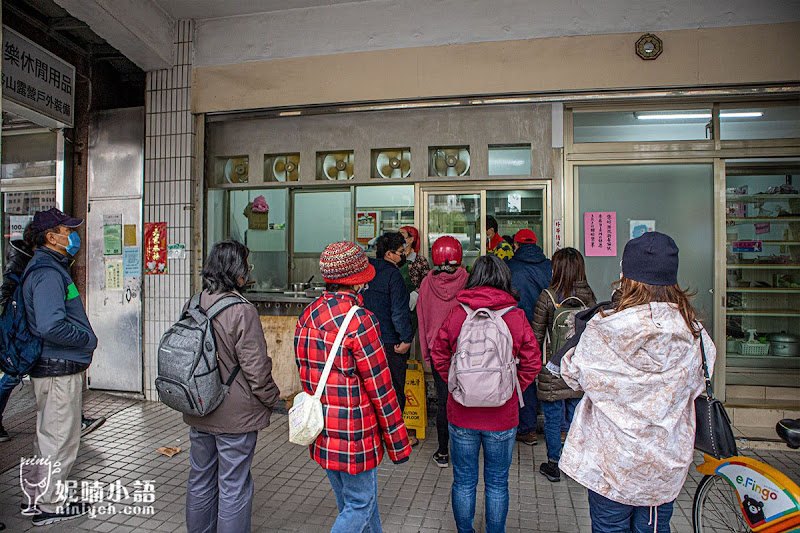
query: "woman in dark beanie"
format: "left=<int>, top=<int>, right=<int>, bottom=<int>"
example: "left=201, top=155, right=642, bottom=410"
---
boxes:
left=295, top=241, right=410, bottom=533
left=559, top=232, right=715, bottom=532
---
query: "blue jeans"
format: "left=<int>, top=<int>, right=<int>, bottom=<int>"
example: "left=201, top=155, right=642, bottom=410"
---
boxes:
left=449, top=423, right=517, bottom=533
left=541, top=397, right=580, bottom=462
left=186, top=428, right=258, bottom=533
left=588, top=490, right=674, bottom=533
left=0, top=373, right=22, bottom=425
left=518, top=381, right=539, bottom=434
left=325, top=468, right=381, bottom=533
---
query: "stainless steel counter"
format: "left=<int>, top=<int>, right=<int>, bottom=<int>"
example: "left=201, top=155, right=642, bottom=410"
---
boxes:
left=244, top=291, right=316, bottom=316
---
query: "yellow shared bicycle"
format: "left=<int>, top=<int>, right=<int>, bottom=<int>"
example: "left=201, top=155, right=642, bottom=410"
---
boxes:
left=693, top=449, right=800, bottom=533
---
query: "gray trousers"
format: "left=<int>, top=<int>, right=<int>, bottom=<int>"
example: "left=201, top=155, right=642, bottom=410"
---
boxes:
left=186, top=428, right=258, bottom=533
left=31, top=373, right=83, bottom=513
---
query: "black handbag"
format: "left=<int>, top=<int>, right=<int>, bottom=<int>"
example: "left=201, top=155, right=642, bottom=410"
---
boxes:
left=694, top=335, right=738, bottom=459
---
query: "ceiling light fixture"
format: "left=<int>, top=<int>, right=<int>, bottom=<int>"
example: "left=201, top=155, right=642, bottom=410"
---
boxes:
left=635, top=111, right=764, bottom=120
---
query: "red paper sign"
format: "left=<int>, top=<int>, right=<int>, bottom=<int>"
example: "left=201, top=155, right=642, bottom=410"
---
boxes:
left=584, top=212, right=617, bottom=257
left=144, top=222, right=167, bottom=275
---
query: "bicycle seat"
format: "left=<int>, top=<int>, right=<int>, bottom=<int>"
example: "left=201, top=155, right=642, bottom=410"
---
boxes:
left=776, top=418, right=800, bottom=449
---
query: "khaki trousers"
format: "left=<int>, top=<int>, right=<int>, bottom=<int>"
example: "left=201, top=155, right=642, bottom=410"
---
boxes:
left=31, top=373, right=82, bottom=513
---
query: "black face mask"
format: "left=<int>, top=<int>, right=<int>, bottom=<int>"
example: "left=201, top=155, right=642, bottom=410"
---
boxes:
left=396, top=252, right=407, bottom=269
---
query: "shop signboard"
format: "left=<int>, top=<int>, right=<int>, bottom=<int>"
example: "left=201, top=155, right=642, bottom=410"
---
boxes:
left=2, top=26, right=75, bottom=126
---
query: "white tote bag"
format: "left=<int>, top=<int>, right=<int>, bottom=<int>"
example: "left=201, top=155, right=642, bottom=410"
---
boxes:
left=289, top=306, right=360, bottom=445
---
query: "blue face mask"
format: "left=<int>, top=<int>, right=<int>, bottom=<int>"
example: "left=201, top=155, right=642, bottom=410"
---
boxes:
left=63, top=232, right=81, bottom=256
left=357, top=283, right=369, bottom=295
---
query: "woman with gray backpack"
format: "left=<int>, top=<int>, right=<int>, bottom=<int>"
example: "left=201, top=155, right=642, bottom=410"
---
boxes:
left=531, top=247, right=596, bottom=483
left=431, top=255, right=540, bottom=533
left=182, top=240, right=280, bottom=533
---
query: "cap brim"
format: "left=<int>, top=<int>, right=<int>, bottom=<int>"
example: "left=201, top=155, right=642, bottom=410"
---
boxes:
left=61, top=217, right=84, bottom=228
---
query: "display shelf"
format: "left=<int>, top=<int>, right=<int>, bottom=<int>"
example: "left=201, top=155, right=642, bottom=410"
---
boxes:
left=725, top=309, right=800, bottom=317
left=726, top=264, right=800, bottom=269
left=726, top=194, right=800, bottom=201
left=727, top=217, right=800, bottom=223
left=726, top=288, right=800, bottom=294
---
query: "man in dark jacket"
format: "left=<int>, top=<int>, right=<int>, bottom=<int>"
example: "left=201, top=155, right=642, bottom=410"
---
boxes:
left=362, top=233, right=413, bottom=414
left=21, top=208, right=97, bottom=525
left=507, top=229, right=552, bottom=446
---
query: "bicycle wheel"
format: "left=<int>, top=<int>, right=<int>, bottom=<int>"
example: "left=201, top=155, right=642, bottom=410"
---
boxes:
left=693, top=474, right=752, bottom=532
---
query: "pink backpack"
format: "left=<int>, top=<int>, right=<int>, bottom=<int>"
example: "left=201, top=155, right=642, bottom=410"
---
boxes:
left=448, top=304, right=524, bottom=408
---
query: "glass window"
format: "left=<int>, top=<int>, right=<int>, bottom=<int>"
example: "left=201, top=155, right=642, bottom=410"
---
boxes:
left=3, top=190, right=56, bottom=252
left=488, top=145, right=531, bottom=176
left=577, top=164, right=714, bottom=328
left=573, top=110, right=712, bottom=143
left=486, top=189, right=544, bottom=244
left=427, top=193, right=481, bottom=270
left=205, top=188, right=289, bottom=291
left=355, top=185, right=415, bottom=252
left=293, top=190, right=351, bottom=253
left=720, top=105, right=800, bottom=140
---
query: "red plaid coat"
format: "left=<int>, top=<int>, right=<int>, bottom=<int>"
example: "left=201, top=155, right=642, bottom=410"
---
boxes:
left=295, top=291, right=411, bottom=474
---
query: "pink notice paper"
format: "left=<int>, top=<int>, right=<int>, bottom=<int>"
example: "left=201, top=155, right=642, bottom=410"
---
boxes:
left=585, top=212, right=617, bottom=257
left=754, top=223, right=770, bottom=235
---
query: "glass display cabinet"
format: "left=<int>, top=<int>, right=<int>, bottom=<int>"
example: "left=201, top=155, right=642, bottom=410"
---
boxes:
left=725, top=164, right=800, bottom=386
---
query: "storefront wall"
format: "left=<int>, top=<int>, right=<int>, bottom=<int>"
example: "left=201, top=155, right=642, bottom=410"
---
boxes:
left=564, top=102, right=800, bottom=403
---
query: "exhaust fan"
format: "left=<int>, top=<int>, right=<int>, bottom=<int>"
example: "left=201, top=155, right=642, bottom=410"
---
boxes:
left=319, top=151, right=354, bottom=180
left=374, top=149, right=411, bottom=179
left=266, top=154, right=299, bottom=182
left=431, top=147, right=469, bottom=177
left=219, top=157, right=249, bottom=184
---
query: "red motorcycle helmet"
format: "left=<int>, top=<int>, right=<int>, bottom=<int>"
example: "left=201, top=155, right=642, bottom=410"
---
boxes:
left=432, top=236, right=463, bottom=266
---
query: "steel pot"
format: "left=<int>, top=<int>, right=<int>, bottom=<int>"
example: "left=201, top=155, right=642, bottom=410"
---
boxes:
left=766, top=332, right=800, bottom=357
left=291, top=282, right=309, bottom=292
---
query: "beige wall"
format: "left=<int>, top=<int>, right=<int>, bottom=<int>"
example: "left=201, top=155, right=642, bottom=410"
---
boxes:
left=193, top=22, right=800, bottom=113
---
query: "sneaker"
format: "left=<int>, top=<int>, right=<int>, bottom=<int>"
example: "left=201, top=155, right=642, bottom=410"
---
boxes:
left=31, top=502, right=91, bottom=526
left=433, top=451, right=449, bottom=468
left=21, top=503, right=40, bottom=515
left=539, top=461, right=561, bottom=482
left=80, top=416, right=105, bottom=438
left=0, top=426, right=10, bottom=443
left=516, top=431, right=537, bottom=446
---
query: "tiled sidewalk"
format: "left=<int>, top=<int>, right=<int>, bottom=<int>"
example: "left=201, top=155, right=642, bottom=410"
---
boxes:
left=0, top=387, right=798, bottom=532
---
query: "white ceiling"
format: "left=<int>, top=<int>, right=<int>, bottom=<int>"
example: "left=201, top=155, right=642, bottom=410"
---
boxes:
left=154, top=0, right=367, bottom=20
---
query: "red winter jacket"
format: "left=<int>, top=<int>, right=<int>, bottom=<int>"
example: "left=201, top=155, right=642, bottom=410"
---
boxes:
left=431, top=286, right=541, bottom=431
left=295, top=290, right=411, bottom=474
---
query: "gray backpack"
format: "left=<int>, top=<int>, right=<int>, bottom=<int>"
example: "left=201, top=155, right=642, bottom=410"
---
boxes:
left=155, top=293, right=247, bottom=416
left=448, top=304, right=524, bottom=408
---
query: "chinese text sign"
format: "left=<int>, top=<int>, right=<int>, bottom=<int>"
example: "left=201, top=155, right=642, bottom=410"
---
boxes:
left=584, top=212, right=617, bottom=257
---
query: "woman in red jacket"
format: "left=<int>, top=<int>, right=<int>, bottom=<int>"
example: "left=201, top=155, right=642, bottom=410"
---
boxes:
left=295, top=241, right=411, bottom=533
left=431, top=254, right=541, bottom=533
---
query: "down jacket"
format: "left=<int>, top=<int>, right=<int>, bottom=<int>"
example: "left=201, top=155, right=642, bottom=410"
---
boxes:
left=295, top=290, right=411, bottom=474
left=183, top=290, right=280, bottom=434
left=559, top=302, right=714, bottom=507
left=533, top=281, right=596, bottom=402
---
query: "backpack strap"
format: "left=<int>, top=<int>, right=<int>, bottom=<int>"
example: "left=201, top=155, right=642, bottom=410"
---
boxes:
left=559, top=296, right=587, bottom=308
left=543, top=288, right=558, bottom=308
left=197, top=293, right=249, bottom=387
left=205, top=293, right=248, bottom=319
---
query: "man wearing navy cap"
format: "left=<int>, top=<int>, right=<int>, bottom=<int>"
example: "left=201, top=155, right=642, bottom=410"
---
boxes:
left=22, top=208, right=97, bottom=525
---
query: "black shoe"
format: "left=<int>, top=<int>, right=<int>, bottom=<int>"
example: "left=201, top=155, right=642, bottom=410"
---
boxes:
left=539, top=461, right=561, bottom=482
left=31, top=503, right=91, bottom=526
left=433, top=451, right=449, bottom=468
left=0, top=426, right=9, bottom=443
left=80, top=416, right=105, bottom=438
